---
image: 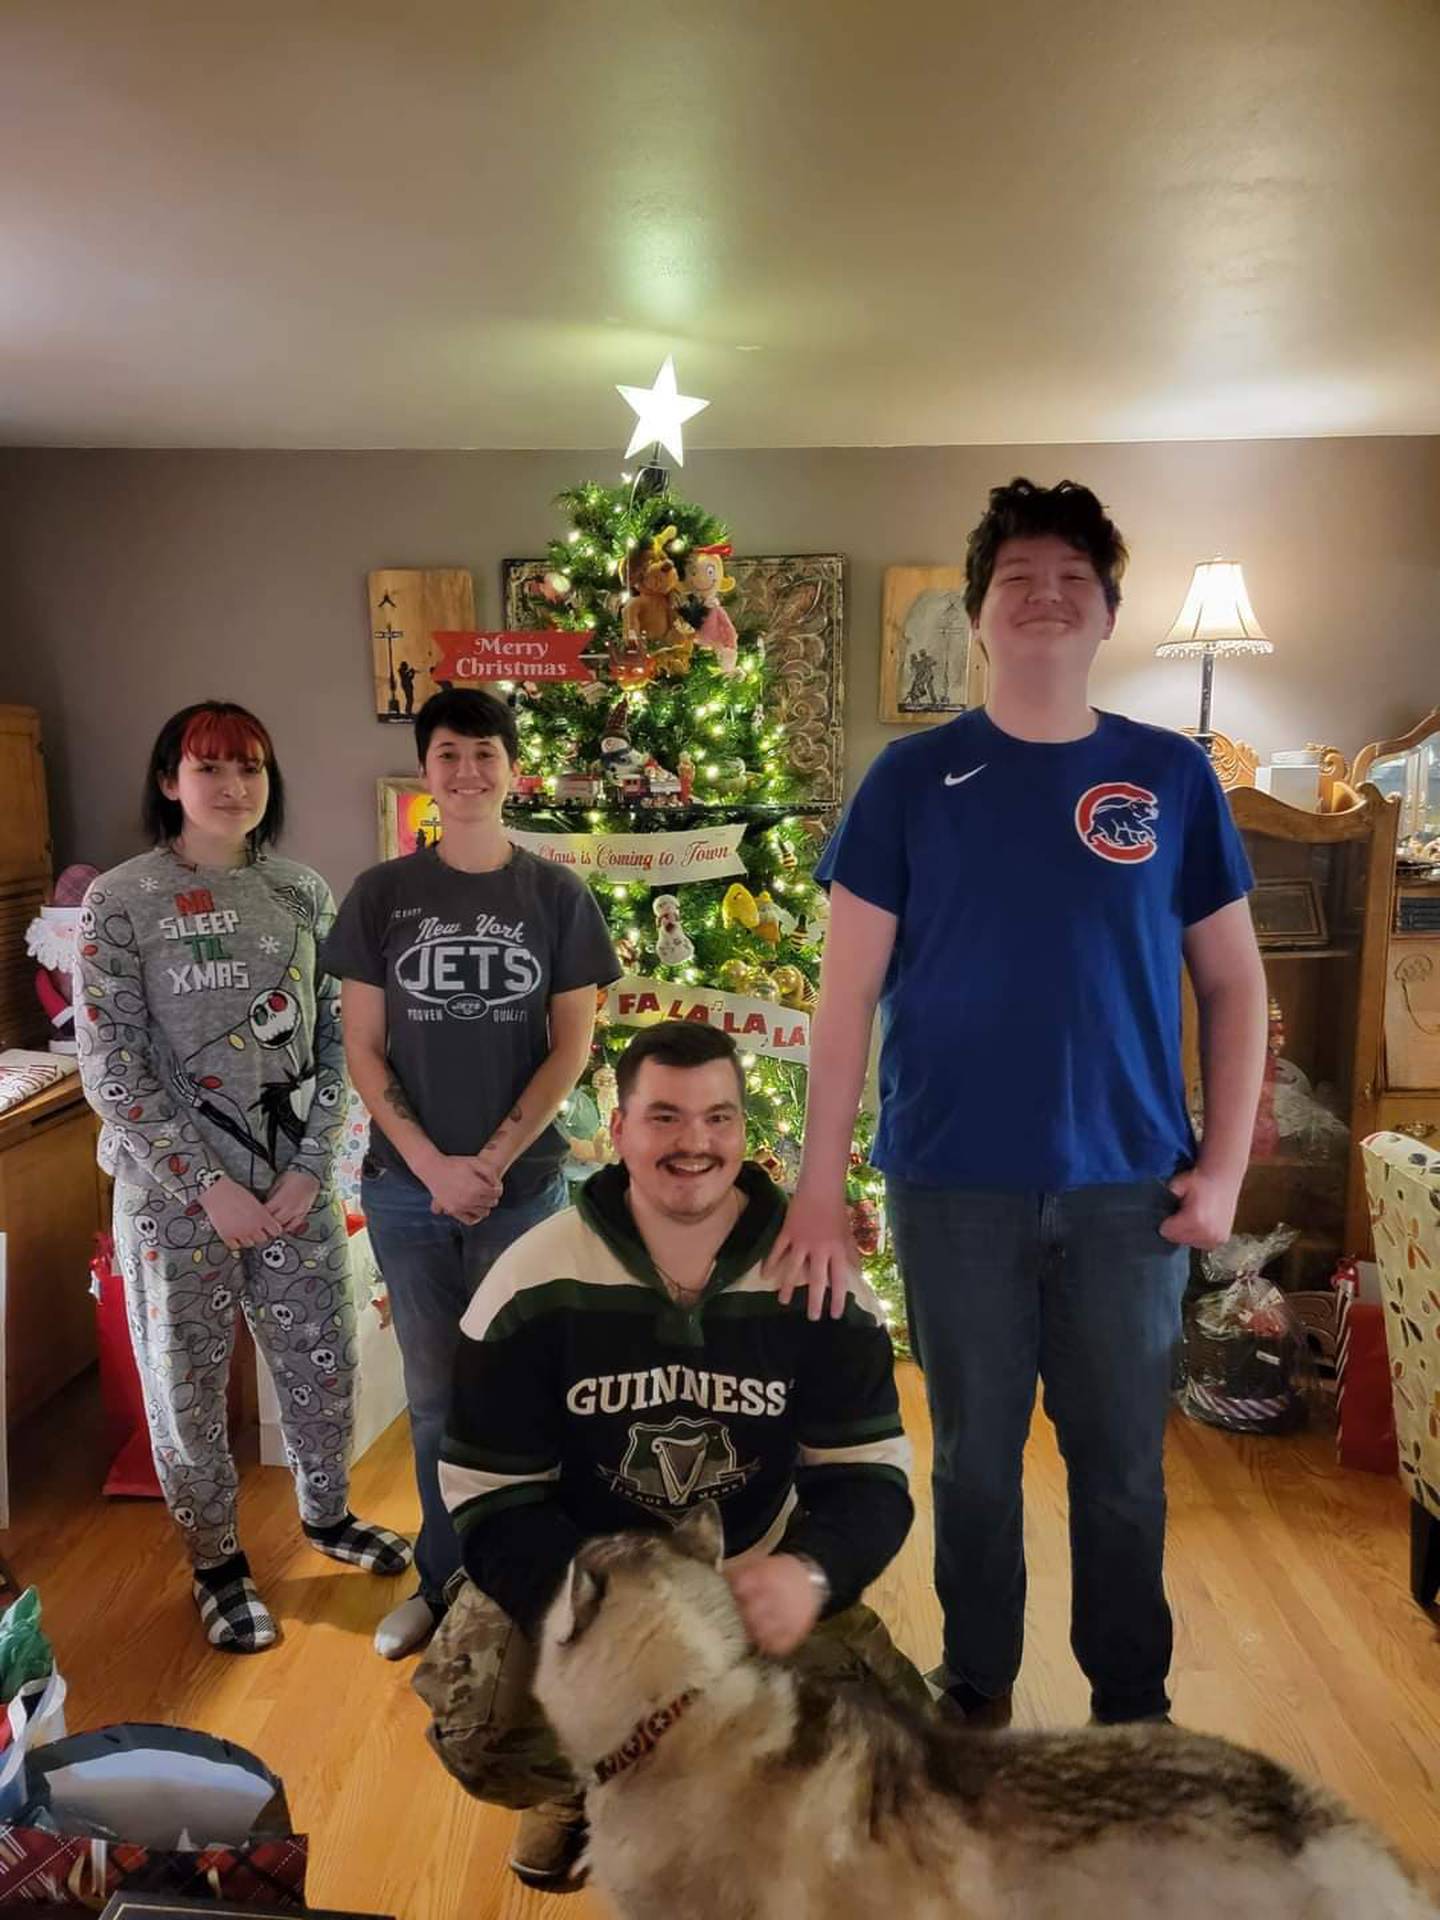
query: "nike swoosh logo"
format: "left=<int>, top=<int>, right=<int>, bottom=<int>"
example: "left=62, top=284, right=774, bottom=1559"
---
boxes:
left=943, top=766, right=987, bottom=787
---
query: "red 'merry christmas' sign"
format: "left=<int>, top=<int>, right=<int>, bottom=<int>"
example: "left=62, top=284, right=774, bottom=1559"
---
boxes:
left=431, top=629, right=595, bottom=683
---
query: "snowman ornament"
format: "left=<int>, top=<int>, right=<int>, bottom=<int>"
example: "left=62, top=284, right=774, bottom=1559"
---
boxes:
left=652, top=893, right=695, bottom=967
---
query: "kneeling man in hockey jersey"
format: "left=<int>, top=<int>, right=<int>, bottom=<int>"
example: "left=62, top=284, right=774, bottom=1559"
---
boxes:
left=414, top=1019, right=923, bottom=1893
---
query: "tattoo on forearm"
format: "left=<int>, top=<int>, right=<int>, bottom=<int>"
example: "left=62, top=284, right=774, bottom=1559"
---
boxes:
left=480, top=1103, right=526, bottom=1165
left=383, top=1075, right=419, bottom=1124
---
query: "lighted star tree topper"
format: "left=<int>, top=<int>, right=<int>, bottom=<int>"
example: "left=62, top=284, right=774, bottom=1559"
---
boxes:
left=616, top=355, right=710, bottom=466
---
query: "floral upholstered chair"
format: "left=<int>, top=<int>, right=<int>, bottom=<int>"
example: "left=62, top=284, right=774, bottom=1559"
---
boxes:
left=1360, top=1131, right=1440, bottom=1607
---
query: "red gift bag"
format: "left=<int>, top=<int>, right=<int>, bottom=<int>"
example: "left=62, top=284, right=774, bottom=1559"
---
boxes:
left=89, top=1235, right=163, bottom=1500
left=1335, top=1295, right=1399, bottom=1476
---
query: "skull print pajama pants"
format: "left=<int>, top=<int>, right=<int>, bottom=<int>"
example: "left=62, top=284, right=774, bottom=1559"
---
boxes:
left=112, top=1179, right=357, bottom=1568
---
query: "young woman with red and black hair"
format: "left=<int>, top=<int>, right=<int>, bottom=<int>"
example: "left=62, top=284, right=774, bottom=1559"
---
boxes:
left=74, top=701, right=411, bottom=1651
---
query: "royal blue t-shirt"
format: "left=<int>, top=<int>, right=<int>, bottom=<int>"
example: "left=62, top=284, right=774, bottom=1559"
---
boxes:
left=815, top=709, right=1253, bottom=1190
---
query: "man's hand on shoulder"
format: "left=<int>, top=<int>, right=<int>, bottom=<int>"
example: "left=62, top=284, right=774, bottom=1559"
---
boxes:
left=725, top=1554, right=826, bottom=1656
left=763, top=1188, right=858, bottom=1322
left=1159, top=1164, right=1241, bottom=1250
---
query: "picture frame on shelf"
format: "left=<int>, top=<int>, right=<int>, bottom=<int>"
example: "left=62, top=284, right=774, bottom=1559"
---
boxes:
left=879, top=566, right=987, bottom=727
left=503, top=553, right=847, bottom=805
left=1251, top=877, right=1328, bottom=949
left=377, top=777, right=441, bottom=860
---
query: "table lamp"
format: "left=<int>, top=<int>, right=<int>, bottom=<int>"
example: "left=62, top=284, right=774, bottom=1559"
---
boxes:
left=1155, top=559, right=1272, bottom=746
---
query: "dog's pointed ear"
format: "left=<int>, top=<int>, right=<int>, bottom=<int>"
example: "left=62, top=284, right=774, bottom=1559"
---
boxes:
left=670, top=1499, right=724, bottom=1567
left=552, top=1557, right=605, bottom=1646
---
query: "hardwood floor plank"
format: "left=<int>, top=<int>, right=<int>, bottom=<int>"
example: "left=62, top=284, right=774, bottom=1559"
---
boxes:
left=2, top=1361, right=1434, bottom=1914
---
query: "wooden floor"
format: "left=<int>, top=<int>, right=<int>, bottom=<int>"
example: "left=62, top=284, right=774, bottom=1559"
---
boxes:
left=3, top=1364, right=1437, bottom=1916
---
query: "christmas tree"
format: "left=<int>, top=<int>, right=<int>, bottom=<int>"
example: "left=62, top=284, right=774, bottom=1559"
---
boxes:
left=491, top=373, right=899, bottom=1336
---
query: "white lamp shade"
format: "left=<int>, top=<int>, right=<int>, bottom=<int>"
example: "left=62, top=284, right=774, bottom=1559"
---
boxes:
left=1155, top=559, right=1273, bottom=659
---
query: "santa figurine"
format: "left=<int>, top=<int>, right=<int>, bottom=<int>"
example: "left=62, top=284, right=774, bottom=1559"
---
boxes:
left=24, top=864, right=100, bottom=1054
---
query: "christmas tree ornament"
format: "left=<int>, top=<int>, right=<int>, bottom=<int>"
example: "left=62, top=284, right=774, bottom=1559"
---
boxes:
left=616, top=355, right=710, bottom=466
left=754, top=1147, right=786, bottom=1184
left=771, top=1135, right=802, bottom=1188
left=599, top=703, right=648, bottom=779
left=592, top=1064, right=619, bottom=1127
left=750, top=972, right=781, bottom=1002
left=722, top=882, right=760, bottom=930
left=652, top=893, right=696, bottom=967
left=682, top=545, right=740, bottom=674
left=608, top=629, right=656, bottom=688
left=528, top=569, right=572, bottom=602
left=849, top=1197, right=883, bottom=1257
left=754, top=892, right=782, bottom=945
left=719, top=958, right=756, bottom=994
left=802, top=891, right=830, bottom=942
left=561, top=1087, right=601, bottom=1144
left=677, top=752, right=696, bottom=803
left=554, top=766, right=606, bottom=804
left=640, top=755, right=683, bottom=805
left=623, top=533, right=687, bottom=648
left=649, top=627, right=695, bottom=679
left=770, top=964, right=814, bottom=1011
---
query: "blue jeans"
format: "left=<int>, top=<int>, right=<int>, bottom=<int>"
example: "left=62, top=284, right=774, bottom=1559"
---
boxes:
left=361, top=1162, right=568, bottom=1607
left=885, top=1178, right=1188, bottom=1722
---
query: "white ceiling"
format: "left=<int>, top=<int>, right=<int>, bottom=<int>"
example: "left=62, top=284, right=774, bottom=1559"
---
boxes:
left=4, top=0, right=1438, bottom=449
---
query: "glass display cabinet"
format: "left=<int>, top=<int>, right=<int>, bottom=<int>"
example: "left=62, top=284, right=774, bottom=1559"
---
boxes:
left=1353, top=710, right=1440, bottom=1142
left=1184, top=784, right=1398, bottom=1286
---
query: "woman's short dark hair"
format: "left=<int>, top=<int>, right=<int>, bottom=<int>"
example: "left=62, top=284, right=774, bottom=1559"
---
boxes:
left=141, top=702, right=286, bottom=849
left=414, top=687, right=520, bottom=765
left=615, top=1020, right=746, bottom=1107
left=964, top=477, right=1128, bottom=621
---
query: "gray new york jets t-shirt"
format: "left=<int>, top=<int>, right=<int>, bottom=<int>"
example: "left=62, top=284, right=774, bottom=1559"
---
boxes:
left=320, top=845, right=619, bottom=1197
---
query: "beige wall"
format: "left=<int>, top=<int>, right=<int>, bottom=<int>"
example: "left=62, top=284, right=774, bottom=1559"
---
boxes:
left=2, top=438, right=1436, bottom=893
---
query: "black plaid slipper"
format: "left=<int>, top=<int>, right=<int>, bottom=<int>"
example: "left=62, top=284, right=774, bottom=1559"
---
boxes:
left=303, top=1511, right=413, bottom=1576
left=192, top=1553, right=277, bottom=1653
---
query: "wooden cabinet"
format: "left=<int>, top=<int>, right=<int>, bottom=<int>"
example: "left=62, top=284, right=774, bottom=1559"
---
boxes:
left=1184, top=785, right=1396, bottom=1283
left=1351, top=709, right=1440, bottom=1153
left=0, top=705, right=54, bottom=1052
left=0, top=707, right=51, bottom=886
left=0, top=1078, right=105, bottom=1426
left=1373, top=1092, right=1440, bottom=1150
left=0, top=703, right=106, bottom=1426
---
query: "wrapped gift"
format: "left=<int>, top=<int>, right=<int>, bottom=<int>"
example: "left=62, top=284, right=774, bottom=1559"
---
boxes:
left=1335, top=1294, right=1399, bottom=1475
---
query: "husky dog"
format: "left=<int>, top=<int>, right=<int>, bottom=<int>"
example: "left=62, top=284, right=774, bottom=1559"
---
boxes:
left=534, top=1504, right=1434, bottom=1920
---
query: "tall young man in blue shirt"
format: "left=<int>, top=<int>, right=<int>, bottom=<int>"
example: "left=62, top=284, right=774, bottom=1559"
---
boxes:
left=768, top=478, right=1268, bottom=1728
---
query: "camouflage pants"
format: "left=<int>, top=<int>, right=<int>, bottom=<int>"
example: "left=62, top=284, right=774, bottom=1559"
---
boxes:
left=413, top=1578, right=933, bottom=1810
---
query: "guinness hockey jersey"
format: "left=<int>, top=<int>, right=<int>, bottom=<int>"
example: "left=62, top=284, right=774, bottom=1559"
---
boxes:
left=439, top=1162, right=913, bottom=1633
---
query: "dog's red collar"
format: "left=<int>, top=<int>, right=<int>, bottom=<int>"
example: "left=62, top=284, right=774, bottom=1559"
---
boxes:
left=593, top=1689, right=700, bottom=1785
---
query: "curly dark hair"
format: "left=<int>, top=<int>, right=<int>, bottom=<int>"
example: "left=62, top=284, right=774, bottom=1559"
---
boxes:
left=964, top=478, right=1128, bottom=621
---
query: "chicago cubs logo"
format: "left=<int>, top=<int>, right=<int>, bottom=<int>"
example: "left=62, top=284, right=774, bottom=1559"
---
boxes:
left=1075, top=782, right=1160, bottom=863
